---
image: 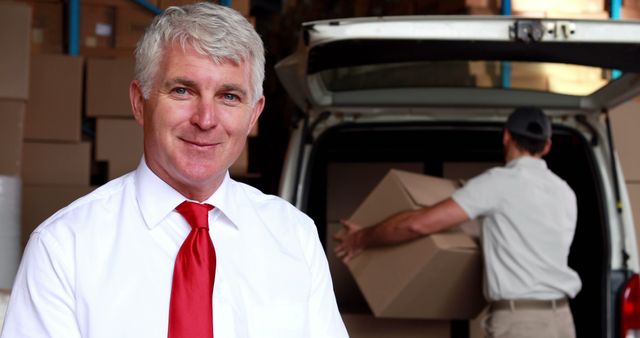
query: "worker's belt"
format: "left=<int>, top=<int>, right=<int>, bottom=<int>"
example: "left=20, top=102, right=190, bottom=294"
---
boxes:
left=490, top=297, right=569, bottom=311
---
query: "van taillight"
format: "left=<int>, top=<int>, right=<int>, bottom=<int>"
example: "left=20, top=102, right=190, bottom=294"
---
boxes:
left=622, top=274, right=640, bottom=338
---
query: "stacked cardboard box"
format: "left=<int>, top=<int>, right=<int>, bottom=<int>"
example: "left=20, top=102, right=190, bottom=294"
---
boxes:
left=621, top=0, right=640, bottom=18
left=0, top=2, right=31, bottom=289
left=21, top=0, right=64, bottom=54
left=509, top=0, right=608, bottom=18
left=471, top=60, right=608, bottom=95
left=21, top=54, right=95, bottom=248
left=79, top=0, right=159, bottom=58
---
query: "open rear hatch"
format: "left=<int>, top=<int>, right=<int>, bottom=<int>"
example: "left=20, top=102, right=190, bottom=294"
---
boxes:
left=276, top=16, right=640, bottom=114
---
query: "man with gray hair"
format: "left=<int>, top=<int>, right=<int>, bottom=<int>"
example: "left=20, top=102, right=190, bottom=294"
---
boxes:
left=1, top=3, right=347, bottom=338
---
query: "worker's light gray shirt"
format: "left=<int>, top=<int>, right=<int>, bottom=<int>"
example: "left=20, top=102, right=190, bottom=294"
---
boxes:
left=452, top=156, right=581, bottom=301
left=1, top=160, right=347, bottom=338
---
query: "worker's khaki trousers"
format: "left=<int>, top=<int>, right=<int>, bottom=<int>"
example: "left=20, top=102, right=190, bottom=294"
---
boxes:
left=482, top=302, right=576, bottom=338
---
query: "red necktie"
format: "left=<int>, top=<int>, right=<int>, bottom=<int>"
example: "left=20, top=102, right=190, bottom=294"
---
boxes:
left=168, top=201, right=216, bottom=338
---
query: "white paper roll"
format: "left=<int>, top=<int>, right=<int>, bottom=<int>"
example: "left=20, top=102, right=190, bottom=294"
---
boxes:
left=0, top=175, right=21, bottom=289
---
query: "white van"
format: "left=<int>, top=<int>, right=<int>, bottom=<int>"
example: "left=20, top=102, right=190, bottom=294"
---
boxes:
left=275, top=16, right=640, bottom=337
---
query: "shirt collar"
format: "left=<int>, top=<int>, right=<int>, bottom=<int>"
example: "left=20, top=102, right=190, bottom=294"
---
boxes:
left=135, top=158, right=187, bottom=230
left=134, top=158, right=242, bottom=230
left=506, top=155, right=547, bottom=169
left=201, top=170, right=242, bottom=230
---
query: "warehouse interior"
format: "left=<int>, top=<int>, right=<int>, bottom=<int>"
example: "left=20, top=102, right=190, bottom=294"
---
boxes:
left=1, top=0, right=640, bottom=337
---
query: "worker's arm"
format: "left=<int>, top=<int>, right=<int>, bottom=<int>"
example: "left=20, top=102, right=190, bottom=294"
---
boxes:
left=334, top=198, right=470, bottom=262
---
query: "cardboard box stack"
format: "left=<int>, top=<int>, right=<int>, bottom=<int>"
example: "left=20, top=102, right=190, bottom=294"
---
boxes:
left=610, top=97, right=640, bottom=256
left=21, top=54, right=95, bottom=248
left=85, top=58, right=142, bottom=180
left=79, top=0, right=159, bottom=58
left=0, top=2, right=31, bottom=288
left=510, top=0, right=609, bottom=19
left=24, top=0, right=64, bottom=54
left=352, top=0, right=500, bottom=16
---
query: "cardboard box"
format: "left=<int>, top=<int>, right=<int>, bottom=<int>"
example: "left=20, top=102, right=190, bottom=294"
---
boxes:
left=22, top=141, right=91, bottom=185
left=159, top=0, right=250, bottom=16
left=83, top=0, right=159, bottom=7
left=230, top=0, right=250, bottom=16
left=327, top=162, right=425, bottom=222
left=96, top=118, right=143, bottom=179
left=25, top=0, right=64, bottom=54
left=86, top=58, right=134, bottom=117
left=26, top=55, right=84, bottom=142
left=341, top=313, right=450, bottom=338
left=21, top=185, right=95, bottom=248
left=611, top=98, right=640, bottom=181
left=346, top=169, right=485, bottom=319
left=621, top=7, right=640, bottom=19
left=510, top=0, right=605, bottom=13
left=0, top=101, right=26, bottom=176
left=81, top=4, right=116, bottom=54
left=437, top=0, right=499, bottom=14
left=0, top=2, right=31, bottom=100
left=547, top=77, right=608, bottom=96
left=115, top=6, right=155, bottom=49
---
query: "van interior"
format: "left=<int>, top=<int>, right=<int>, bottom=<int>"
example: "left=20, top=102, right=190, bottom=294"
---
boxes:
left=300, top=121, right=608, bottom=337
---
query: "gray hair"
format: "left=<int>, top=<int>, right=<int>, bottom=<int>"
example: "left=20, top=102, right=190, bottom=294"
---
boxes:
left=134, top=2, right=265, bottom=104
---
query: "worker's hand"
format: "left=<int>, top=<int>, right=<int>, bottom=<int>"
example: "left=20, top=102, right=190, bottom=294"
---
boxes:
left=334, top=219, right=365, bottom=263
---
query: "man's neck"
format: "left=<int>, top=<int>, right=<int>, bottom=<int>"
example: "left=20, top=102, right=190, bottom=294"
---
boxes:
left=505, top=147, right=538, bottom=163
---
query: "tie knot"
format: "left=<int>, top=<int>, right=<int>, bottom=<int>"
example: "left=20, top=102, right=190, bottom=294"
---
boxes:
left=176, top=201, right=214, bottom=230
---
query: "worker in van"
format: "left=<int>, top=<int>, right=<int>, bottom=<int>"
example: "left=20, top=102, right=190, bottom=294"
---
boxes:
left=335, top=106, right=581, bottom=338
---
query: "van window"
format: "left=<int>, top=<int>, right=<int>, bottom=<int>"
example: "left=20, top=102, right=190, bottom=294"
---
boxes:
left=319, top=61, right=611, bottom=96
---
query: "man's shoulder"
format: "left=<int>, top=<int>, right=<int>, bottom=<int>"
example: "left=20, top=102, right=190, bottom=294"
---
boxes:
left=230, top=179, right=314, bottom=225
left=33, top=173, right=135, bottom=238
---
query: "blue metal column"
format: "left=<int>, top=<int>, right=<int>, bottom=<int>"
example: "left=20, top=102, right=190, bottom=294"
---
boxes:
left=68, top=0, right=80, bottom=55
left=132, top=0, right=162, bottom=14
left=611, top=0, right=622, bottom=79
left=500, top=0, right=511, bottom=88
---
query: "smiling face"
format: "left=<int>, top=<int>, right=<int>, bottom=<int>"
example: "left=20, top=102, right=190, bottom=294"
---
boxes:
left=129, top=43, right=264, bottom=201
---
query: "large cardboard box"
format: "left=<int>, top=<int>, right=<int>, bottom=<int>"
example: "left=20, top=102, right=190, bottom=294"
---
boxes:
left=27, top=0, right=64, bottom=54
left=22, top=141, right=91, bottom=185
left=341, top=313, right=450, bottom=338
left=26, top=55, right=84, bottom=141
left=83, top=0, right=159, bottom=7
left=115, top=6, right=155, bottom=49
left=159, top=0, right=249, bottom=16
left=327, top=162, right=424, bottom=222
left=81, top=4, right=116, bottom=55
left=0, top=101, right=26, bottom=176
left=611, top=98, right=640, bottom=181
left=0, top=2, right=31, bottom=100
left=346, top=169, right=485, bottom=319
left=510, top=0, right=605, bottom=13
left=96, top=118, right=143, bottom=179
left=86, top=58, right=134, bottom=117
left=22, top=185, right=95, bottom=248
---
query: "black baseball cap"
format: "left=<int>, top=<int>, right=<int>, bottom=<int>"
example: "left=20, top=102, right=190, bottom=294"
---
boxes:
left=505, top=107, right=551, bottom=141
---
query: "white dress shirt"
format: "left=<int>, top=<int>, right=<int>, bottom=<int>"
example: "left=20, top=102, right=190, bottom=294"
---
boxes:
left=1, top=160, right=348, bottom=338
left=452, top=156, right=581, bottom=302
